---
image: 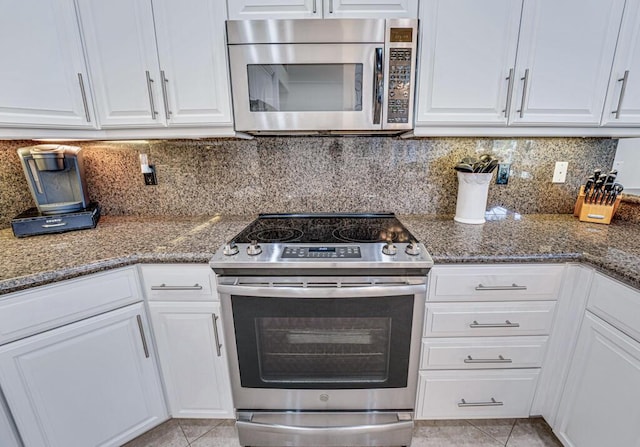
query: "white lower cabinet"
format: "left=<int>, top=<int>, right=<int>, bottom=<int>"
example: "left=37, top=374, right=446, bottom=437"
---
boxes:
left=0, top=303, right=167, bottom=447
left=416, top=369, right=539, bottom=419
left=555, top=312, right=640, bottom=447
left=416, top=264, right=561, bottom=420
left=149, top=301, right=234, bottom=418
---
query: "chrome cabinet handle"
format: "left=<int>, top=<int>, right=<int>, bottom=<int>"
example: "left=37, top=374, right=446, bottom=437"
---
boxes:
left=373, top=47, right=383, bottom=125
left=475, top=283, right=527, bottom=291
left=136, top=315, right=150, bottom=358
left=458, top=398, right=503, bottom=408
left=516, top=68, right=529, bottom=118
left=329, top=0, right=334, bottom=13
left=464, top=355, right=512, bottom=364
left=41, top=222, right=67, bottom=228
left=145, top=70, right=158, bottom=119
left=612, top=70, right=630, bottom=119
left=77, top=73, right=91, bottom=122
left=313, top=0, right=317, bottom=13
left=503, top=68, right=514, bottom=118
left=150, top=283, right=203, bottom=291
left=469, top=320, right=520, bottom=328
left=160, top=70, right=172, bottom=120
left=212, top=313, right=222, bottom=357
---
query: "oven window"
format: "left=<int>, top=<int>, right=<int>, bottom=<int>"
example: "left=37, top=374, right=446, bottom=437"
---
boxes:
left=232, top=295, right=413, bottom=389
left=247, top=64, right=363, bottom=112
left=256, top=317, right=391, bottom=383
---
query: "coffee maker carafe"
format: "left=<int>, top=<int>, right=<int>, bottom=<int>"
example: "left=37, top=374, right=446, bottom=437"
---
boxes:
left=18, top=144, right=90, bottom=214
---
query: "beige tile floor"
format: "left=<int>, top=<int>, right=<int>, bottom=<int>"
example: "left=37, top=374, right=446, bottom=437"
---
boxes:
left=123, top=418, right=563, bottom=447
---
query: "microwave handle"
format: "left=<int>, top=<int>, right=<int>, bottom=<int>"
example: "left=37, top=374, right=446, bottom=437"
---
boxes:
left=373, top=47, right=383, bottom=125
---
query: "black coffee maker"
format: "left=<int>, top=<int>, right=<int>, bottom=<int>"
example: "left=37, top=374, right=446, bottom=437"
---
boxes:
left=11, top=145, right=100, bottom=237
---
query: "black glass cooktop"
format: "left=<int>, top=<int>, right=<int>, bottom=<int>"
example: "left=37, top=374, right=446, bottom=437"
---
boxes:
left=231, top=213, right=416, bottom=244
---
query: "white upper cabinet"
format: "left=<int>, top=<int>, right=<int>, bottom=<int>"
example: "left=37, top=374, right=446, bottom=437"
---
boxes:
left=602, top=0, right=640, bottom=126
left=152, top=0, right=233, bottom=126
left=75, top=0, right=161, bottom=128
left=0, top=0, right=95, bottom=128
left=227, top=0, right=417, bottom=19
left=76, top=0, right=232, bottom=128
left=324, top=0, right=417, bottom=18
left=510, top=0, right=626, bottom=126
left=415, top=0, right=523, bottom=125
left=227, top=0, right=320, bottom=19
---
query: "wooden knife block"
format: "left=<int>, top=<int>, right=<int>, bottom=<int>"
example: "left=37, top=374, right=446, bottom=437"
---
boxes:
left=573, top=185, right=622, bottom=224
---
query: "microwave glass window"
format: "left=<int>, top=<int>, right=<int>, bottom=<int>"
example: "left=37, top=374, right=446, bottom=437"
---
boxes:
left=247, top=64, right=363, bottom=112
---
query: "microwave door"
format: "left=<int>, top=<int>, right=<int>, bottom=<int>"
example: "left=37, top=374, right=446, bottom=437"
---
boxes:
left=228, top=43, right=383, bottom=132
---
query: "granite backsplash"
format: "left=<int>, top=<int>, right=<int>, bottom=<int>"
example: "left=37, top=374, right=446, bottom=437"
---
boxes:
left=0, top=137, right=619, bottom=229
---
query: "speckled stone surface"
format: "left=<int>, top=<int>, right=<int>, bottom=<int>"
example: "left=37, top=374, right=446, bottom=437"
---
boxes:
left=0, top=137, right=617, bottom=228
left=1, top=213, right=639, bottom=295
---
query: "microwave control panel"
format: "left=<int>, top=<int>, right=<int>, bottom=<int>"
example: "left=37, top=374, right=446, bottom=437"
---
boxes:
left=387, top=48, right=412, bottom=124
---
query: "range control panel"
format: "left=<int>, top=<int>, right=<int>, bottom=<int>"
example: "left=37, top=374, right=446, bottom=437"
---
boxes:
left=282, top=246, right=362, bottom=259
left=387, top=48, right=412, bottom=124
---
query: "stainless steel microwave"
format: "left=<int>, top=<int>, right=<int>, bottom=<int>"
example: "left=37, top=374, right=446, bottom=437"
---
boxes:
left=226, top=19, right=418, bottom=134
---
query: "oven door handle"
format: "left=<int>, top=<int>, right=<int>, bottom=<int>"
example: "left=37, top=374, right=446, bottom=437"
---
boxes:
left=216, top=283, right=426, bottom=298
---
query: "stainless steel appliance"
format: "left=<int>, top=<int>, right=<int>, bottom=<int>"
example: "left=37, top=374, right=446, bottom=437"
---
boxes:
left=12, top=144, right=99, bottom=237
left=210, top=213, right=433, bottom=447
left=226, top=19, right=418, bottom=134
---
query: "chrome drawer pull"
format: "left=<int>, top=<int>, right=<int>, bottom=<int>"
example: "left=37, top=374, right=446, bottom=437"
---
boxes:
left=612, top=70, right=630, bottom=119
left=470, top=320, right=520, bottom=328
left=150, top=283, right=203, bottom=291
left=136, top=315, right=150, bottom=358
left=41, top=222, right=67, bottom=228
left=475, top=283, right=527, bottom=291
left=458, top=398, right=503, bottom=408
left=212, top=313, right=222, bottom=357
left=464, top=355, right=512, bottom=364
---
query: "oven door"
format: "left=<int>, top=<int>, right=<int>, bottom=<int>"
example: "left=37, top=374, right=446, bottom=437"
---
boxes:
left=217, top=276, right=426, bottom=411
left=227, top=43, right=383, bottom=132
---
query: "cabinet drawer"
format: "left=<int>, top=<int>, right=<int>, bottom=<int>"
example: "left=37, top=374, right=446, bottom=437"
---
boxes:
left=140, top=264, right=214, bottom=301
left=0, top=267, right=141, bottom=345
left=587, top=273, right=640, bottom=343
left=424, top=302, right=556, bottom=337
left=428, top=265, right=564, bottom=302
left=420, top=336, right=548, bottom=370
left=416, top=369, right=539, bottom=419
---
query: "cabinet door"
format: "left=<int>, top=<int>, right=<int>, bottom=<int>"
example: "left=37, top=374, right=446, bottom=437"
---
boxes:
left=555, top=312, right=640, bottom=447
left=602, top=0, right=640, bottom=126
left=227, top=0, right=320, bottom=19
left=0, top=303, right=167, bottom=447
left=510, top=0, right=625, bottom=125
left=0, top=0, right=95, bottom=128
left=325, top=0, right=417, bottom=18
left=152, top=0, right=233, bottom=126
left=75, top=0, right=165, bottom=127
left=415, top=0, right=522, bottom=125
left=149, top=301, right=234, bottom=418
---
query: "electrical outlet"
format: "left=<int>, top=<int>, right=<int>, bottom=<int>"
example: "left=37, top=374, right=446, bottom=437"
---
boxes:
left=552, top=161, right=568, bottom=183
left=496, top=163, right=510, bottom=185
left=143, top=166, right=157, bottom=185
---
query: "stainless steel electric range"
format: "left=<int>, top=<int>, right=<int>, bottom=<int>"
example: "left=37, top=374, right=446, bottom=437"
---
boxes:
left=210, top=213, right=433, bottom=447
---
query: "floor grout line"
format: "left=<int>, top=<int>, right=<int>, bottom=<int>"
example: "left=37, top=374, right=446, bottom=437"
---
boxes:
left=504, top=418, right=518, bottom=446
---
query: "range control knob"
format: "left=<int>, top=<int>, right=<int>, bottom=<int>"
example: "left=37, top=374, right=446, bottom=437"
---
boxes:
left=247, top=240, right=262, bottom=256
left=405, top=240, right=421, bottom=256
left=223, top=242, right=239, bottom=256
left=382, top=241, right=397, bottom=256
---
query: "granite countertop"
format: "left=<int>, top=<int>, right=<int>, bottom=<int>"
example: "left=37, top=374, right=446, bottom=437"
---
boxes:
left=1, top=213, right=639, bottom=295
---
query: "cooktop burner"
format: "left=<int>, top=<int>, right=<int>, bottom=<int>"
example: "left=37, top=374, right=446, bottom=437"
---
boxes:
left=231, top=213, right=415, bottom=244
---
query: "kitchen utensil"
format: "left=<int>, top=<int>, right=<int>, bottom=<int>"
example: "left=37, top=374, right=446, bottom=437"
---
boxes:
left=454, top=163, right=474, bottom=173
left=583, top=176, right=595, bottom=202
left=608, top=183, right=624, bottom=205
left=482, top=159, right=499, bottom=173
